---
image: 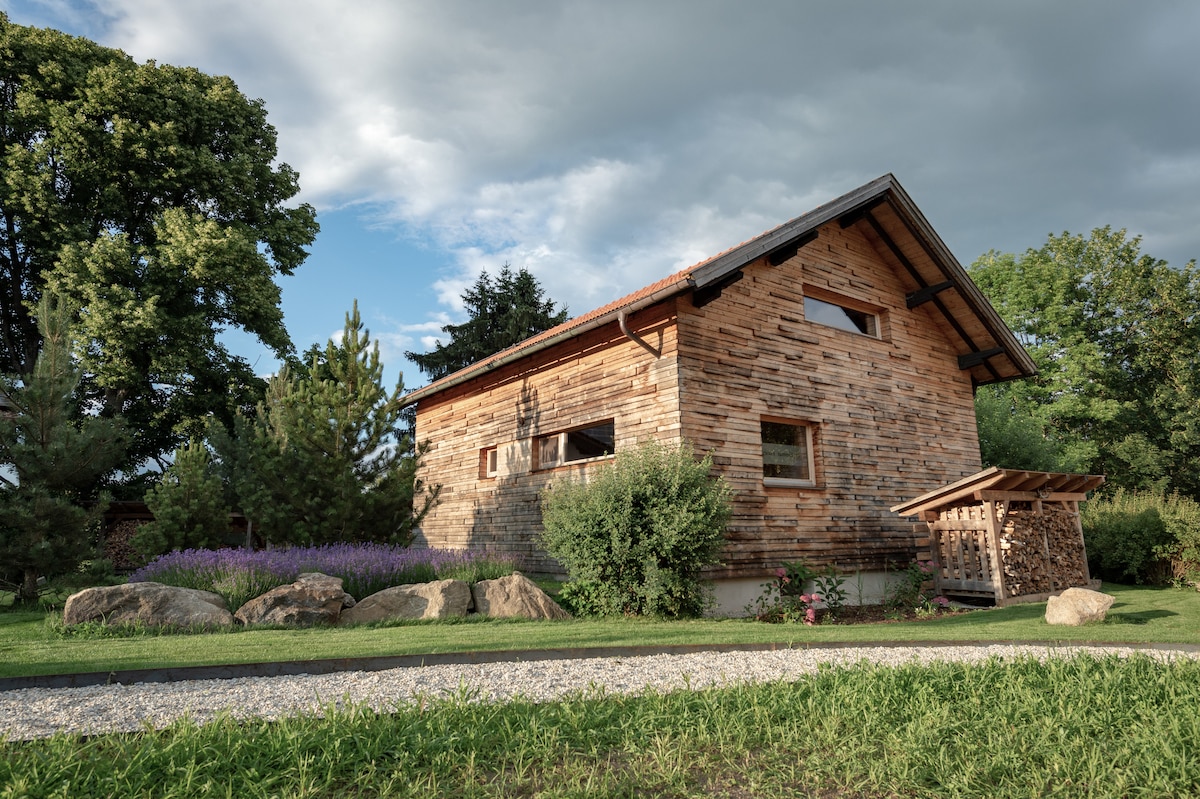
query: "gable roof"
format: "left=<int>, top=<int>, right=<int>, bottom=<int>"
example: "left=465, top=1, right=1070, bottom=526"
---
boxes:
left=402, top=173, right=1036, bottom=407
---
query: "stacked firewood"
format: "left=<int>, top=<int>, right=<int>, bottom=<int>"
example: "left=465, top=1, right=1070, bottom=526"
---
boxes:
left=1000, top=504, right=1087, bottom=598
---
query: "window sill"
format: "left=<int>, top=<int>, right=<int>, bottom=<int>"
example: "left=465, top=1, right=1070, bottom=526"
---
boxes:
left=537, top=454, right=616, bottom=472
left=763, top=477, right=817, bottom=489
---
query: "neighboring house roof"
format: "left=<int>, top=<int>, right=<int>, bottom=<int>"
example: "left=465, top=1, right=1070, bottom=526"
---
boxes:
left=402, top=173, right=1036, bottom=407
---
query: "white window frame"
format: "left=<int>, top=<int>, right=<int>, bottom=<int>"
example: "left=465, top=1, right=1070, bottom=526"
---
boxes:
left=481, top=446, right=499, bottom=478
left=761, top=419, right=816, bottom=487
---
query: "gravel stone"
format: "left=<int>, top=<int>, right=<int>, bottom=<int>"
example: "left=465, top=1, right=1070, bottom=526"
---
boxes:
left=2, top=644, right=1194, bottom=741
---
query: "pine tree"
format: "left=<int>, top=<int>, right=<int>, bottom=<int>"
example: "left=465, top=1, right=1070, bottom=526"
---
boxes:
left=0, top=296, right=126, bottom=603
left=406, top=264, right=568, bottom=381
left=134, top=439, right=232, bottom=558
left=214, top=302, right=439, bottom=545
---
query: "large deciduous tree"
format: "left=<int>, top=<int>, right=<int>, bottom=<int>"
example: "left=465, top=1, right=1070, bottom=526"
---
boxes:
left=0, top=14, right=318, bottom=470
left=210, top=303, right=439, bottom=547
left=406, top=264, right=568, bottom=381
left=0, top=295, right=126, bottom=603
left=970, top=227, right=1200, bottom=498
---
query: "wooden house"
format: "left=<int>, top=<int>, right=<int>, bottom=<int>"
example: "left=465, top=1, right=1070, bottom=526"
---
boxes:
left=401, top=174, right=1038, bottom=611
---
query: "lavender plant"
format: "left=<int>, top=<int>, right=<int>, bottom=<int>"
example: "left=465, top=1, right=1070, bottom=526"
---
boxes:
left=130, top=544, right=518, bottom=610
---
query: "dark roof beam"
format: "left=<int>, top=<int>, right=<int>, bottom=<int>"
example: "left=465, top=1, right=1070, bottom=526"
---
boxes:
left=958, top=347, right=1006, bottom=370
left=906, top=281, right=955, bottom=309
left=766, top=230, right=819, bottom=266
left=692, top=270, right=744, bottom=308
left=862, top=210, right=1003, bottom=382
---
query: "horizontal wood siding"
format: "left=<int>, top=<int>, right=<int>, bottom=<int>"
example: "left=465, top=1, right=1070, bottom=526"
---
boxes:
left=413, top=301, right=682, bottom=571
left=678, top=220, right=983, bottom=577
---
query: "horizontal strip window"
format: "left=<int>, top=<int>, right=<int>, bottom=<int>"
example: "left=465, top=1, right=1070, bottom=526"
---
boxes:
left=803, top=295, right=879, bottom=338
left=537, top=420, right=615, bottom=469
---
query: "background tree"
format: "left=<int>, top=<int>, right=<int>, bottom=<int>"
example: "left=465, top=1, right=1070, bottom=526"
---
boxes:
left=0, top=15, right=318, bottom=471
left=212, top=302, right=439, bottom=546
left=406, top=264, right=568, bottom=381
left=970, top=228, right=1200, bottom=498
left=0, top=295, right=126, bottom=603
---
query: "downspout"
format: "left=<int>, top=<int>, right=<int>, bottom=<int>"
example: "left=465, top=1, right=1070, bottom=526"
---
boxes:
left=617, top=309, right=661, bottom=358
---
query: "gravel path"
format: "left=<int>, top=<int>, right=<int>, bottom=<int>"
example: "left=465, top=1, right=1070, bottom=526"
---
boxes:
left=3, top=644, right=1195, bottom=741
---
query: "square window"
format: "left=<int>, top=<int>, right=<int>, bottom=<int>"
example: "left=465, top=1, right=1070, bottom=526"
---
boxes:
left=761, top=420, right=815, bottom=485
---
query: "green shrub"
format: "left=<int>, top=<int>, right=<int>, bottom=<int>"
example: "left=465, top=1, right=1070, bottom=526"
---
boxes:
left=1081, top=490, right=1200, bottom=584
left=538, top=441, right=732, bottom=618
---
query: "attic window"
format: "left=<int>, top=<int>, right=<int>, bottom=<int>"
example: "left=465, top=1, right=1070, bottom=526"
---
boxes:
left=804, top=295, right=879, bottom=337
left=537, top=421, right=615, bottom=469
left=761, top=419, right=815, bottom=487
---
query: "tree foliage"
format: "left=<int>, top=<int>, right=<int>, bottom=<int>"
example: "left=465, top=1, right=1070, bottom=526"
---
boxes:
left=970, top=228, right=1200, bottom=498
left=134, top=439, right=232, bottom=559
left=406, top=265, right=568, bottom=381
left=0, top=14, right=318, bottom=469
left=539, top=441, right=732, bottom=618
left=0, top=295, right=126, bottom=602
left=211, top=303, right=439, bottom=546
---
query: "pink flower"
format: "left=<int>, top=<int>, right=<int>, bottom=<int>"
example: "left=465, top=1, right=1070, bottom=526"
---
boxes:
left=804, top=607, right=817, bottom=625
left=934, top=596, right=950, bottom=607
left=775, top=568, right=787, bottom=578
left=810, top=594, right=821, bottom=603
left=799, top=594, right=811, bottom=604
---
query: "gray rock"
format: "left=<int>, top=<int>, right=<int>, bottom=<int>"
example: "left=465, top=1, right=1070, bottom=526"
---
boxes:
left=1045, top=587, right=1115, bottom=626
left=63, top=582, right=233, bottom=628
left=471, top=572, right=571, bottom=620
left=341, top=579, right=472, bottom=624
left=235, top=572, right=353, bottom=627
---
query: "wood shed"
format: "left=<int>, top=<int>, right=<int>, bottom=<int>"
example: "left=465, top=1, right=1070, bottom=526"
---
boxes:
left=891, top=467, right=1105, bottom=606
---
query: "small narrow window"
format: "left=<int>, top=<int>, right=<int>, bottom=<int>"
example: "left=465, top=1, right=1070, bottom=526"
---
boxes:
left=537, top=421, right=615, bottom=469
left=761, top=420, right=815, bottom=486
left=481, top=446, right=499, bottom=478
left=804, top=295, right=878, bottom=337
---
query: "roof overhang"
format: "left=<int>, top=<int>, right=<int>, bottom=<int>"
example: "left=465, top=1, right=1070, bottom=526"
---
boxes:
left=891, top=467, right=1107, bottom=517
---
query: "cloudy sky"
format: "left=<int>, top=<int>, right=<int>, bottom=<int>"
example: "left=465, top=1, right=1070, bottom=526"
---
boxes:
left=4, top=1, right=1199, bottom=389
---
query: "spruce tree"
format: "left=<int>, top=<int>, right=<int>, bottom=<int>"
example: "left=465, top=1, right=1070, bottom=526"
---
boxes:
left=406, top=264, right=568, bottom=381
left=0, top=296, right=126, bottom=603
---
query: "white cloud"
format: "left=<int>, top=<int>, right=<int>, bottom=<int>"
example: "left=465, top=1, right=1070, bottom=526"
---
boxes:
left=26, top=0, right=1200, bottom=336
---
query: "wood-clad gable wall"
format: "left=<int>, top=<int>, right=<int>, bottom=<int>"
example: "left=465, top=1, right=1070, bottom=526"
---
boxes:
left=677, top=219, right=982, bottom=576
left=412, top=300, right=684, bottom=572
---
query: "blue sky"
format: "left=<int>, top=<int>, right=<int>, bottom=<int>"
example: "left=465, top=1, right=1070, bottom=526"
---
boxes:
left=4, top=1, right=1199, bottom=392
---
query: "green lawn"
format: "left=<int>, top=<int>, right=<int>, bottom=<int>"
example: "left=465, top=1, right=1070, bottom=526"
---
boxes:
left=2, top=582, right=1196, bottom=679
left=3, top=583, right=1199, bottom=798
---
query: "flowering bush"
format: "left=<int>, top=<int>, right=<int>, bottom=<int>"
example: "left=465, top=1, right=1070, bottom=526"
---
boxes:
left=747, top=562, right=824, bottom=624
left=129, top=544, right=519, bottom=610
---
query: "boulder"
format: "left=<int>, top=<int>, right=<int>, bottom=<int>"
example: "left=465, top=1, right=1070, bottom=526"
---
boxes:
left=1045, top=587, right=1115, bottom=626
left=341, top=579, right=472, bottom=624
left=471, top=572, right=571, bottom=620
left=235, top=572, right=354, bottom=627
left=63, top=582, right=233, bottom=628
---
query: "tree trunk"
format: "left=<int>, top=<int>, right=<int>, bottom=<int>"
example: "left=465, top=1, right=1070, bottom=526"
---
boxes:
left=19, top=568, right=40, bottom=604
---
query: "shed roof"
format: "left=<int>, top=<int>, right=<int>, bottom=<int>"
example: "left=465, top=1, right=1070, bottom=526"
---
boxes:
left=402, top=173, right=1036, bottom=407
left=891, top=467, right=1107, bottom=517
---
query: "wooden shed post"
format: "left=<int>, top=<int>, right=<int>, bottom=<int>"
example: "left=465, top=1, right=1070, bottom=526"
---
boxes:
left=981, top=498, right=1009, bottom=606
